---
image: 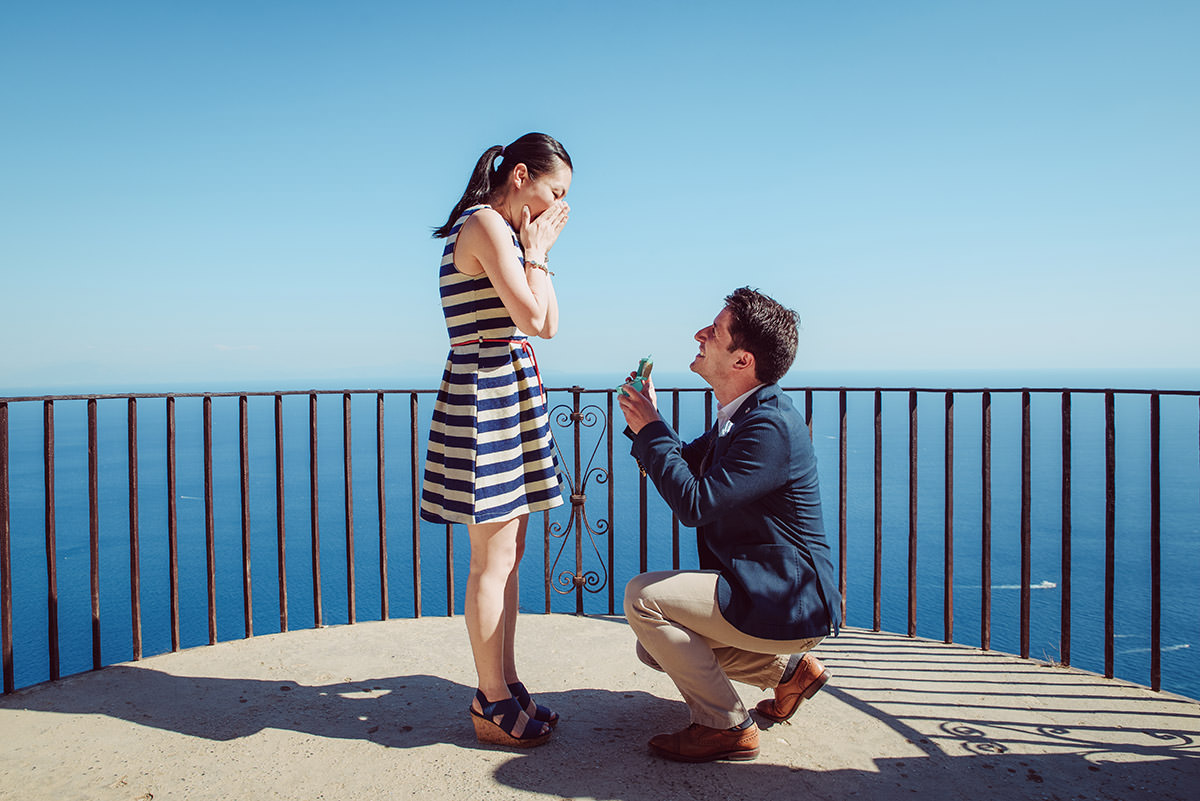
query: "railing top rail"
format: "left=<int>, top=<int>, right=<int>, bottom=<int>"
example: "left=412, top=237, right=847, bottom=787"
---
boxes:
left=0, top=389, right=442, bottom=403
left=3, top=385, right=1200, bottom=404
left=788, top=386, right=1200, bottom=396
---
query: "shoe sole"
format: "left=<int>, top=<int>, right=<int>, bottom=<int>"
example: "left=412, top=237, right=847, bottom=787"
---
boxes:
left=755, top=668, right=830, bottom=723
left=648, top=743, right=760, bottom=763
left=471, top=713, right=552, bottom=748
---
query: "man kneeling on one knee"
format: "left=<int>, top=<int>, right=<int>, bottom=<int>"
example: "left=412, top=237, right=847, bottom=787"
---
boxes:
left=617, top=287, right=841, bottom=763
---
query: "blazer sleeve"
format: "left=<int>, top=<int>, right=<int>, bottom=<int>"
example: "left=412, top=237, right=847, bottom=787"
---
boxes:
left=631, top=413, right=790, bottom=529
left=626, top=419, right=713, bottom=477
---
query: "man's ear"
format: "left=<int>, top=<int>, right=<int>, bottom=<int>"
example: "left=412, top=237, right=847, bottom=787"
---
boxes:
left=733, top=350, right=755, bottom=373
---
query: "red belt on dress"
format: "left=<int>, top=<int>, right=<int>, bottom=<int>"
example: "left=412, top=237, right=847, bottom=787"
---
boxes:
left=449, top=337, right=546, bottom=407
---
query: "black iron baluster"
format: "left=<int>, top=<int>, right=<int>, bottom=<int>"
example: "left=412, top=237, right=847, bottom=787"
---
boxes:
left=1021, top=390, right=1031, bottom=659
left=204, top=396, right=216, bottom=645
left=0, top=402, right=10, bottom=693
left=310, top=393, right=323, bottom=627
left=839, top=390, right=848, bottom=625
left=873, top=389, right=882, bottom=632
left=343, top=393, right=355, bottom=625
left=167, top=397, right=179, bottom=651
left=88, top=399, right=100, bottom=669
left=908, top=390, right=917, bottom=638
left=1061, top=391, right=1072, bottom=666
left=128, top=398, right=141, bottom=660
left=944, top=391, right=954, bottom=645
left=1104, top=391, right=1115, bottom=679
left=43, top=401, right=59, bottom=679
left=409, top=392, right=422, bottom=618
left=275, top=394, right=288, bottom=633
left=1150, top=392, right=1161, bottom=691
left=981, top=390, right=992, bottom=651
left=240, top=396, right=253, bottom=638
left=377, top=392, right=388, bottom=621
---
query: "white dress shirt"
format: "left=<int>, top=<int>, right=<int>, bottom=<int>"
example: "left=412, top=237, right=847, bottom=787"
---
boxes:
left=716, top=384, right=766, bottom=437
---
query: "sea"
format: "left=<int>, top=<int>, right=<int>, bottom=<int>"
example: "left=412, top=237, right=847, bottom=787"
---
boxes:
left=2, top=368, right=1198, bottom=699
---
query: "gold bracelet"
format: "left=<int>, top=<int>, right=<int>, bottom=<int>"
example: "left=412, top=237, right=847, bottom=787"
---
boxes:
left=524, top=257, right=554, bottom=276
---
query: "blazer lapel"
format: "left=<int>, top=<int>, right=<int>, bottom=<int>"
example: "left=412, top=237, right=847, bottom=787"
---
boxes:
left=704, top=385, right=774, bottom=471
left=699, top=424, right=720, bottom=474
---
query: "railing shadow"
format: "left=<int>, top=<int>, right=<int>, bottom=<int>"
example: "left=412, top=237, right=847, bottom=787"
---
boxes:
left=4, top=663, right=676, bottom=753
left=493, top=749, right=1198, bottom=801
left=4, top=617, right=1199, bottom=800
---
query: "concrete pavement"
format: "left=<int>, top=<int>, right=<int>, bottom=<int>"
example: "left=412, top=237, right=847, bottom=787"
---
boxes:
left=2, top=614, right=1198, bottom=800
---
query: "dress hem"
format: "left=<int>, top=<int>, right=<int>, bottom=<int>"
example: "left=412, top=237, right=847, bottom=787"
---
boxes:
left=419, top=494, right=565, bottom=526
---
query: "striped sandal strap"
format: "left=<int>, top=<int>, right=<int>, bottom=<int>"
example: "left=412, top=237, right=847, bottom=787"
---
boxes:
left=508, top=681, right=559, bottom=726
left=472, top=690, right=546, bottom=740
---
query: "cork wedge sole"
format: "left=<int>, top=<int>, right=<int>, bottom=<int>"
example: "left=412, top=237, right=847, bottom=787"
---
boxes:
left=470, top=711, right=552, bottom=747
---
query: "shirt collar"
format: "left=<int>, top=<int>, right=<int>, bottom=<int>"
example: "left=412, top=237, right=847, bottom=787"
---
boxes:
left=716, top=384, right=765, bottom=436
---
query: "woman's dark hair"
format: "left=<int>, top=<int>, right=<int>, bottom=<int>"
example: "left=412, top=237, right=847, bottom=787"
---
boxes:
left=723, top=287, right=800, bottom=385
left=433, top=132, right=572, bottom=238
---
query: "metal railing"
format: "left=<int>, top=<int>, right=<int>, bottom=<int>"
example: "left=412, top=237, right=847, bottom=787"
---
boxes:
left=1, top=384, right=1197, bottom=696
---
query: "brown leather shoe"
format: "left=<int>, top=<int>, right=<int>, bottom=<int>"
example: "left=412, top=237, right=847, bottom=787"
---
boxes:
left=754, top=654, right=830, bottom=723
left=648, top=722, right=760, bottom=763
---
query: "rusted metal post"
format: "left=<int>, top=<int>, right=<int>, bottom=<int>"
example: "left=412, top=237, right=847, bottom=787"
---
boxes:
left=445, top=523, right=454, bottom=617
left=544, top=508, right=552, bottom=614
left=1, top=402, right=12, bottom=693
left=981, top=390, right=992, bottom=651
left=908, top=390, right=917, bottom=638
left=873, top=389, right=882, bottom=632
left=806, top=389, right=814, bottom=439
left=88, top=399, right=100, bottom=669
left=127, top=398, right=141, bottom=661
left=377, top=392, right=388, bottom=621
left=944, top=391, right=954, bottom=645
left=1105, top=391, right=1115, bottom=679
left=1060, top=391, right=1072, bottom=666
left=275, top=394, right=288, bottom=633
left=343, top=393, right=355, bottom=625
left=1150, top=392, right=1161, bottom=691
left=204, top=396, right=216, bottom=644
left=43, top=401, right=59, bottom=679
left=606, top=390, right=615, bottom=616
left=410, top=392, right=422, bottom=618
left=573, top=387, right=585, bottom=615
left=671, top=391, right=680, bottom=571
left=167, top=397, right=179, bottom=651
left=310, top=393, right=322, bottom=627
left=1021, top=390, right=1031, bottom=659
left=240, top=395, right=253, bottom=638
left=839, top=390, right=848, bottom=624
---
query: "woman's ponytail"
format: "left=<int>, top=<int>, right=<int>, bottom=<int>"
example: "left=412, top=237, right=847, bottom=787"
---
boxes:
left=432, top=144, right=505, bottom=238
left=432, top=133, right=571, bottom=239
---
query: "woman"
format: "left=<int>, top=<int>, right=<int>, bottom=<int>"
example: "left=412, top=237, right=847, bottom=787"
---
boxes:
left=421, top=133, right=572, bottom=747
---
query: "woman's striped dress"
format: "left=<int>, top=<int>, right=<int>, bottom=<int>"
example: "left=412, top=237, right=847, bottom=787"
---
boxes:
left=420, top=205, right=564, bottom=525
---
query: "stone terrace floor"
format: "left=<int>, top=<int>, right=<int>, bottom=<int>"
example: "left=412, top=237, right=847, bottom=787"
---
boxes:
left=2, top=614, right=1199, bottom=801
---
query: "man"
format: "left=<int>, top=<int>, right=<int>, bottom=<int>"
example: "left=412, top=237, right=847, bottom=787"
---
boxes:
left=617, top=287, right=841, bottom=763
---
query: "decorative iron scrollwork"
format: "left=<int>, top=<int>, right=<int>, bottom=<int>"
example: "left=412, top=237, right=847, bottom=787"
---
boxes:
left=546, top=390, right=611, bottom=605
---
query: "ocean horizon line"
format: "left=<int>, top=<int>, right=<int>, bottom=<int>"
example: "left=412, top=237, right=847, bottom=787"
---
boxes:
left=5, top=366, right=1200, bottom=399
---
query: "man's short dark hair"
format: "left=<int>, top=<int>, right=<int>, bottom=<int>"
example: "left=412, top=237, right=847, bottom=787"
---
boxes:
left=723, top=287, right=799, bottom=385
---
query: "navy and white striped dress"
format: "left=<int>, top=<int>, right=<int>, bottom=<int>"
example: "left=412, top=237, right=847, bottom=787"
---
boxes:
left=420, top=205, right=564, bottom=525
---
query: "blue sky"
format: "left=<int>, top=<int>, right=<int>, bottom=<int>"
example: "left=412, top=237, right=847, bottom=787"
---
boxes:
left=2, top=1, right=1197, bottom=393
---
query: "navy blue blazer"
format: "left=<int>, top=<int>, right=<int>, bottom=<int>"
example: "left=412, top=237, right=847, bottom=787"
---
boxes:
left=629, top=384, right=841, bottom=641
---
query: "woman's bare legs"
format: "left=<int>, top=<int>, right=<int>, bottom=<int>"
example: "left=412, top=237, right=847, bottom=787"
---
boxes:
left=502, top=523, right=526, bottom=685
left=466, top=515, right=528, bottom=703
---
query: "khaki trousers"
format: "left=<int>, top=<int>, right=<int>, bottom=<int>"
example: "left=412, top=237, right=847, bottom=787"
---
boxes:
left=623, top=570, right=824, bottom=730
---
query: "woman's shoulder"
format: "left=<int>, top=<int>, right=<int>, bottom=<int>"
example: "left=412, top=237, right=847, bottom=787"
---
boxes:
left=457, top=205, right=515, bottom=249
left=459, top=204, right=505, bottom=232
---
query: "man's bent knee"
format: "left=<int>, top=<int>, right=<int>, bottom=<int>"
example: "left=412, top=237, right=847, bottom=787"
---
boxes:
left=623, top=571, right=654, bottom=619
left=635, top=641, right=665, bottom=672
